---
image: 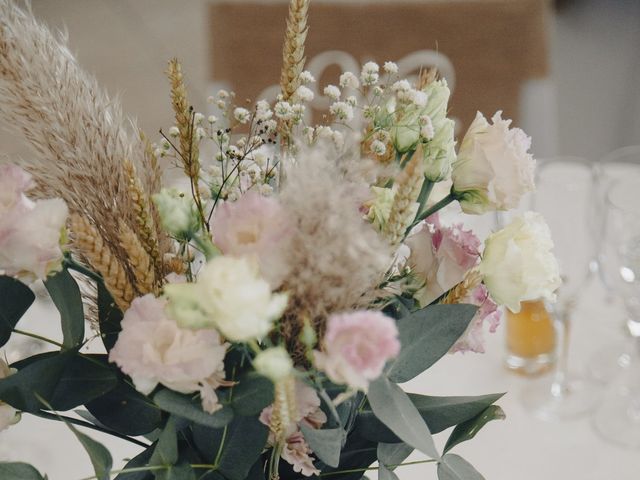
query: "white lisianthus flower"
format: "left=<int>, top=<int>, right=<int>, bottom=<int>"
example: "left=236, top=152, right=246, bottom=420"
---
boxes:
left=165, top=256, right=288, bottom=342
left=152, top=188, right=199, bottom=239
left=254, top=347, right=293, bottom=382
left=480, top=212, right=561, bottom=313
left=452, top=111, right=536, bottom=214
left=0, top=360, right=20, bottom=432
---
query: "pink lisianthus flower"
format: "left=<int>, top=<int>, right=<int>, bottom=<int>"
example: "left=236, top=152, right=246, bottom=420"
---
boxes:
left=0, top=164, right=68, bottom=280
left=406, top=216, right=480, bottom=306
left=260, top=380, right=328, bottom=477
left=450, top=284, right=502, bottom=354
left=211, top=191, right=292, bottom=287
left=314, top=311, right=400, bottom=391
left=109, top=294, right=228, bottom=413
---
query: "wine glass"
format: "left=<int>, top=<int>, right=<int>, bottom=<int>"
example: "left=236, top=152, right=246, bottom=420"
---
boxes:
left=519, top=157, right=602, bottom=420
left=592, top=176, right=640, bottom=448
left=587, top=146, right=640, bottom=383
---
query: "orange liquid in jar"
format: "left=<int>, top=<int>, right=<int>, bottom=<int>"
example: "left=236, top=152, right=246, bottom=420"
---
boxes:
left=506, top=300, right=555, bottom=358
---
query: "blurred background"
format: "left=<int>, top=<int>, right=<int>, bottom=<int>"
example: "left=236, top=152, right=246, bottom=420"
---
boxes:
left=2, top=1, right=640, bottom=479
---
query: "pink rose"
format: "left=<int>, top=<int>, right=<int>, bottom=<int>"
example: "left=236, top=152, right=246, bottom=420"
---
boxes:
left=314, top=311, right=400, bottom=391
left=260, top=380, right=327, bottom=477
left=211, top=191, right=292, bottom=287
left=0, top=164, right=68, bottom=280
left=406, top=217, right=480, bottom=306
left=450, top=284, right=501, bottom=354
left=109, top=295, right=228, bottom=413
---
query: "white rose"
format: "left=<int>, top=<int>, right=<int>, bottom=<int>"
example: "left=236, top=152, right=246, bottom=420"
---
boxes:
left=0, top=360, right=20, bottom=432
left=254, top=347, right=293, bottom=382
left=451, top=111, right=535, bottom=214
left=480, top=212, right=561, bottom=313
left=165, top=256, right=288, bottom=342
left=152, top=188, right=200, bottom=238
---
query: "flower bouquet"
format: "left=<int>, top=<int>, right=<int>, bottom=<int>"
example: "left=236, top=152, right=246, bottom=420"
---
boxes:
left=0, top=1, right=561, bottom=479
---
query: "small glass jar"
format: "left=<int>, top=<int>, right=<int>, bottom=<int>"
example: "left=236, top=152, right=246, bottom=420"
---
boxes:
left=505, top=299, right=557, bottom=375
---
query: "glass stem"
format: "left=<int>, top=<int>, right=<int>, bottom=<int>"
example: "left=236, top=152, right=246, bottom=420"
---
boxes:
left=550, top=305, right=573, bottom=398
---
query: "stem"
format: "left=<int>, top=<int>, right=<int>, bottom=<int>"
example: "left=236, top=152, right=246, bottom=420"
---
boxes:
left=407, top=192, right=456, bottom=232
left=78, top=464, right=217, bottom=480
left=414, top=178, right=434, bottom=221
left=12, top=329, right=64, bottom=349
left=319, top=459, right=437, bottom=477
left=549, top=300, right=573, bottom=398
left=33, top=410, right=150, bottom=448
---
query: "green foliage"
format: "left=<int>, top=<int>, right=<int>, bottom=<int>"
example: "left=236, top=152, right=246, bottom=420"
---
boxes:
left=444, top=405, right=505, bottom=453
left=367, top=376, right=439, bottom=459
left=300, top=425, right=343, bottom=468
left=0, top=275, right=35, bottom=347
left=356, top=392, right=504, bottom=443
left=437, top=454, right=484, bottom=480
left=115, top=447, right=154, bottom=480
left=149, top=417, right=179, bottom=479
left=97, top=281, right=123, bottom=351
left=377, top=443, right=413, bottom=480
left=215, top=416, right=269, bottom=480
left=87, top=382, right=163, bottom=436
left=154, top=389, right=234, bottom=429
left=64, top=415, right=113, bottom=480
left=0, top=462, right=46, bottom=480
left=229, top=373, right=274, bottom=416
left=387, top=304, right=478, bottom=383
left=44, top=268, right=85, bottom=347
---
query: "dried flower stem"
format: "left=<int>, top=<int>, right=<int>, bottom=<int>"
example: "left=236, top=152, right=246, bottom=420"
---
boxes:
left=279, top=0, right=309, bottom=102
left=385, top=155, right=425, bottom=245
left=70, top=214, right=136, bottom=311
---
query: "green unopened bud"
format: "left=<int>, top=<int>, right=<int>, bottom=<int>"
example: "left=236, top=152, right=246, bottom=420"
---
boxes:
left=421, top=118, right=456, bottom=182
left=254, top=347, right=294, bottom=382
left=300, top=318, right=318, bottom=349
left=152, top=188, right=200, bottom=239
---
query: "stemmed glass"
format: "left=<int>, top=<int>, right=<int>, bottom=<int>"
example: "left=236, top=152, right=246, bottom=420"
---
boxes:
left=588, top=146, right=640, bottom=383
left=592, top=176, right=640, bottom=447
left=519, top=157, right=602, bottom=420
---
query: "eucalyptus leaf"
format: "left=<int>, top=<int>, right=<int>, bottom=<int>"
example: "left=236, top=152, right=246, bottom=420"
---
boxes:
left=87, top=382, right=162, bottom=436
left=154, top=389, right=233, bottom=429
left=356, top=392, right=503, bottom=443
left=149, top=417, right=179, bottom=480
left=0, top=275, right=35, bottom=347
left=377, top=443, right=413, bottom=480
left=367, top=376, right=439, bottom=459
left=230, top=373, right=274, bottom=416
left=0, top=462, right=46, bottom=480
left=63, top=416, right=113, bottom=480
left=44, top=268, right=85, bottom=347
left=217, top=416, right=269, bottom=480
left=299, top=425, right=343, bottom=468
left=437, top=454, right=484, bottom=480
left=314, top=430, right=377, bottom=480
left=444, top=405, right=505, bottom=453
left=387, top=304, right=478, bottom=383
left=97, top=281, right=123, bottom=351
left=114, top=446, right=154, bottom=480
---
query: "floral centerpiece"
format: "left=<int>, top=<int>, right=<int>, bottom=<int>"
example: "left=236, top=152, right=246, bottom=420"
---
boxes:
left=0, top=1, right=560, bottom=479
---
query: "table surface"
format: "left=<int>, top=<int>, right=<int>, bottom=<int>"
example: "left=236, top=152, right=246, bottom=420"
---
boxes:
left=2, top=179, right=640, bottom=480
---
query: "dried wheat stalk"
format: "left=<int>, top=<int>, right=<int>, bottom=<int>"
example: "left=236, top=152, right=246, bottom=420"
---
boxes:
left=384, top=155, right=425, bottom=245
left=70, top=214, right=136, bottom=311
left=118, top=220, right=156, bottom=296
left=279, top=0, right=309, bottom=102
left=441, top=270, right=483, bottom=305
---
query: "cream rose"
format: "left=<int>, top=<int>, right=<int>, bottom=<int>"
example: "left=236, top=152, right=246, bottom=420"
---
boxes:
left=480, top=212, right=561, bottom=313
left=451, top=111, right=535, bottom=214
left=165, top=255, right=288, bottom=342
left=0, top=359, right=20, bottom=432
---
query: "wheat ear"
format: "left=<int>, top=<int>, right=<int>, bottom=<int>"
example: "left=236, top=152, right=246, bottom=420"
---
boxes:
left=280, top=0, right=309, bottom=101
left=441, top=270, right=483, bottom=305
left=118, top=220, right=156, bottom=296
left=385, top=155, right=425, bottom=245
left=70, top=214, right=136, bottom=311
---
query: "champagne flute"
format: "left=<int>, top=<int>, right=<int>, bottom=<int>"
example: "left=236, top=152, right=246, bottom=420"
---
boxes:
left=592, top=176, right=640, bottom=447
left=519, top=157, right=602, bottom=420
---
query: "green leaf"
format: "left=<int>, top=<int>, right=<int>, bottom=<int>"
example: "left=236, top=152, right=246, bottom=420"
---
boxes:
left=377, top=443, right=413, bottom=480
left=114, top=447, right=154, bottom=480
left=62, top=415, right=113, bottom=480
left=0, top=462, right=46, bottom=479
left=367, top=377, right=439, bottom=459
left=0, top=351, right=72, bottom=412
left=299, top=425, right=343, bottom=468
left=150, top=417, right=179, bottom=480
left=217, top=416, right=269, bottom=480
left=154, top=389, right=234, bottom=429
left=98, top=281, right=123, bottom=351
left=387, top=304, right=478, bottom=383
left=44, top=268, right=85, bottom=347
left=356, top=393, right=504, bottom=443
left=162, top=463, right=196, bottom=480
left=87, top=381, right=163, bottom=436
left=230, top=373, right=274, bottom=416
left=0, top=275, right=35, bottom=347
left=444, top=405, right=505, bottom=453
left=437, top=454, right=484, bottom=480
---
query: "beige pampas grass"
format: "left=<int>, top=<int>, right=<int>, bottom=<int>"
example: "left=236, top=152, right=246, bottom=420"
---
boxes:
left=278, top=146, right=393, bottom=361
left=70, top=214, right=136, bottom=311
left=0, top=1, right=170, bottom=300
left=384, top=155, right=425, bottom=245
